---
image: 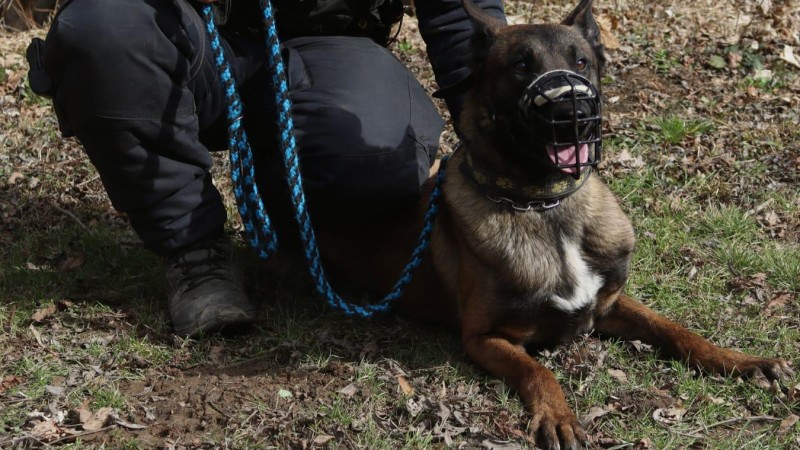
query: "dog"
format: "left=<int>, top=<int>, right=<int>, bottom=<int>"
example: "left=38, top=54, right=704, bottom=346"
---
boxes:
left=312, top=0, right=791, bottom=448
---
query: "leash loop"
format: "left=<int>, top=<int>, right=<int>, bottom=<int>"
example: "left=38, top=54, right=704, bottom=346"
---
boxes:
left=201, top=2, right=447, bottom=317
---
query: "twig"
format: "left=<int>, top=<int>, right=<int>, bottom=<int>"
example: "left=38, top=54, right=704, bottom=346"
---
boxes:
left=686, top=415, right=780, bottom=436
left=207, top=400, right=231, bottom=420
left=44, top=425, right=117, bottom=445
left=53, top=205, right=90, bottom=233
left=76, top=174, right=100, bottom=188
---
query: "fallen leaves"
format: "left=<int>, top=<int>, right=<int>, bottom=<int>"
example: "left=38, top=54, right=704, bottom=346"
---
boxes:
left=20, top=406, right=147, bottom=445
left=652, top=406, right=687, bottom=425
left=781, top=45, right=800, bottom=68
left=0, top=375, right=24, bottom=395
left=312, top=434, right=335, bottom=445
left=397, top=375, right=415, bottom=396
left=607, top=368, right=629, bottom=384
left=581, top=405, right=614, bottom=428
left=80, top=406, right=114, bottom=432
left=596, top=14, right=620, bottom=50
left=30, top=299, right=73, bottom=323
left=778, top=414, right=799, bottom=436
left=788, top=383, right=800, bottom=403
left=31, top=302, right=57, bottom=323
left=338, top=383, right=357, bottom=397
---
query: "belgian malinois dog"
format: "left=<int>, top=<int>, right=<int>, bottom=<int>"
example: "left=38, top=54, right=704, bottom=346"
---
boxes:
left=314, top=0, right=790, bottom=447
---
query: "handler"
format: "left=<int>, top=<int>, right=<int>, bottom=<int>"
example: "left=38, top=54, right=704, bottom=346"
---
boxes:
left=26, top=0, right=506, bottom=337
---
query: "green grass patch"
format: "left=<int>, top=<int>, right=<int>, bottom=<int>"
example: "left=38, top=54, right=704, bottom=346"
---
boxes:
left=643, top=115, right=716, bottom=146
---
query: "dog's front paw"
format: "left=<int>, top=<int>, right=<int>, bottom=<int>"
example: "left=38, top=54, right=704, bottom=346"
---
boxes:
left=528, top=401, right=588, bottom=450
left=737, top=356, right=793, bottom=382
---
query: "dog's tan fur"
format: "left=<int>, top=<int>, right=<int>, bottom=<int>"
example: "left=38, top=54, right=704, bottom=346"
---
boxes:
left=311, top=0, right=790, bottom=447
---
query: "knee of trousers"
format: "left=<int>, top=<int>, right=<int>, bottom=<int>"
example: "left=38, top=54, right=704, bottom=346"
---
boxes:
left=244, top=36, right=446, bottom=226
left=38, top=0, right=228, bottom=254
left=42, top=0, right=204, bottom=129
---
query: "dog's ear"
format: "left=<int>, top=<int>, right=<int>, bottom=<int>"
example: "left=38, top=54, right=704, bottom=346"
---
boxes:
left=562, top=0, right=605, bottom=73
left=562, top=0, right=600, bottom=44
left=462, top=0, right=505, bottom=72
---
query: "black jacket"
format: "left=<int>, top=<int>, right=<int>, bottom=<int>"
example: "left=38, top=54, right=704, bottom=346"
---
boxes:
left=218, top=0, right=506, bottom=117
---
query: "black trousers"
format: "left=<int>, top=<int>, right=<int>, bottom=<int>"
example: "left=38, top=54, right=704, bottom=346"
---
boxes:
left=38, top=0, right=444, bottom=255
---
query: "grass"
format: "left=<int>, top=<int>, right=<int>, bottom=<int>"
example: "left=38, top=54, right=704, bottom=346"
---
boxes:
left=652, top=48, right=680, bottom=74
left=637, top=114, right=716, bottom=146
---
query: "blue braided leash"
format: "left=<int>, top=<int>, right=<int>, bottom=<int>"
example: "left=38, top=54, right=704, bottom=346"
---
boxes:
left=201, top=2, right=448, bottom=317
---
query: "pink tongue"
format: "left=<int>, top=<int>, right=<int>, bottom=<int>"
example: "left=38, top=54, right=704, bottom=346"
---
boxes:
left=547, top=143, right=590, bottom=174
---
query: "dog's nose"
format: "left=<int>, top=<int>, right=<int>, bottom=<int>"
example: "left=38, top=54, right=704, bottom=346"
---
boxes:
left=551, top=102, right=588, bottom=122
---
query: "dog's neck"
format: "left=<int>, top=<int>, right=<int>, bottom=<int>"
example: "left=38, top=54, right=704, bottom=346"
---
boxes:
left=460, top=144, right=592, bottom=211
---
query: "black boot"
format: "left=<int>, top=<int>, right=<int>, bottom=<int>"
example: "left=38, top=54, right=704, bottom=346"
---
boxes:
left=165, top=236, right=255, bottom=337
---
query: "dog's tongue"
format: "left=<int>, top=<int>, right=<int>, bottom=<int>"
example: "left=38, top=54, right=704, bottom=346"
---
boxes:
left=547, top=143, right=590, bottom=175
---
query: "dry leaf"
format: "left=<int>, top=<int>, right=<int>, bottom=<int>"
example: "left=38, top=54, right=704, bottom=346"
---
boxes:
left=581, top=405, right=612, bottom=427
left=608, top=368, right=628, bottom=383
left=781, top=46, right=800, bottom=68
left=405, top=397, right=424, bottom=417
left=434, top=401, right=452, bottom=434
left=652, top=406, right=686, bottom=425
left=29, top=324, right=44, bottom=347
left=788, top=383, right=800, bottom=402
left=596, top=14, right=620, bottom=50
left=758, top=0, right=772, bottom=15
left=45, top=385, right=64, bottom=396
left=754, top=69, right=773, bottom=81
left=728, top=51, right=742, bottom=69
left=481, top=439, right=524, bottom=450
left=313, top=434, right=335, bottom=445
left=7, top=171, right=24, bottom=185
left=72, top=402, right=93, bottom=424
left=30, top=418, right=61, bottom=441
left=0, top=375, right=24, bottom=395
left=338, top=383, right=357, bottom=397
left=612, top=148, right=645, bottom=169
left=82, top=407, right=114, bottom=431
left=32, top=303, right=57, bottom=322
left=59, top=256, right=85, bottom=271
left=778, top=414, right=799, bottom=435
left=397, top=376, right=415, bottom=396
left=766, top=292, right=792, bottom=315
left=700, top=394, right=726, bottom=405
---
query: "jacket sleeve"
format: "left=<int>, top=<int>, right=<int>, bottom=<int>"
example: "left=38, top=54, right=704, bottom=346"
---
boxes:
left=416, top=0, right=506, bottom=124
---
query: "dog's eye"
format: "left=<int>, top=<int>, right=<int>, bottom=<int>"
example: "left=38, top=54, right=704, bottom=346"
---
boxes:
left=576, top=57, right=588, bottom=71
left=513, top=60, right=529, bottom=73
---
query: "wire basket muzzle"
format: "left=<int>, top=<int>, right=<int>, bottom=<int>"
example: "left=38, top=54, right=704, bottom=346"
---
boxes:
left=519, top=70, right=603, bottom=172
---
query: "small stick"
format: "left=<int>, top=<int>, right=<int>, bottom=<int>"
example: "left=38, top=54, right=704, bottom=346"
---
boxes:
left=53, top=205, right=90, bottom=233
left=45, top=425, right=117, bottom=445
left=207, top=400, right=231, bottom=419
left=686, top=415, right=780, bottom=436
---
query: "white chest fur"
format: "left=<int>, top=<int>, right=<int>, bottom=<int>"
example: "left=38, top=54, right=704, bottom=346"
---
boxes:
left=550, top=238, right=604, bottom=312
left=494, top=228, right=604, bottom=313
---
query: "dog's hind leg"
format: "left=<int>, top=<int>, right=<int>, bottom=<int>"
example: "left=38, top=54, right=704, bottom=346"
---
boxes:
left=594, top=294, right=791, bottom=380
left=462, top=331, right=588, bottom=450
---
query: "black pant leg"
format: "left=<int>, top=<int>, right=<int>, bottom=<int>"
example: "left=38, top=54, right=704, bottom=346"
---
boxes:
left=40, top=0, right=232, bottom=255
left=242, top=36, right=445, bottom=228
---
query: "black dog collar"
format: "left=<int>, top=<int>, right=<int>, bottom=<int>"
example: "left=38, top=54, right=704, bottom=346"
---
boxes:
left=461, top=148, right=591, bottom=211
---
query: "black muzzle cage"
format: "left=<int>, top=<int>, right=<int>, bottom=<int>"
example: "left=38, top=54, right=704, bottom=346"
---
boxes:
left=519, top=70, right=603, bottom=172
